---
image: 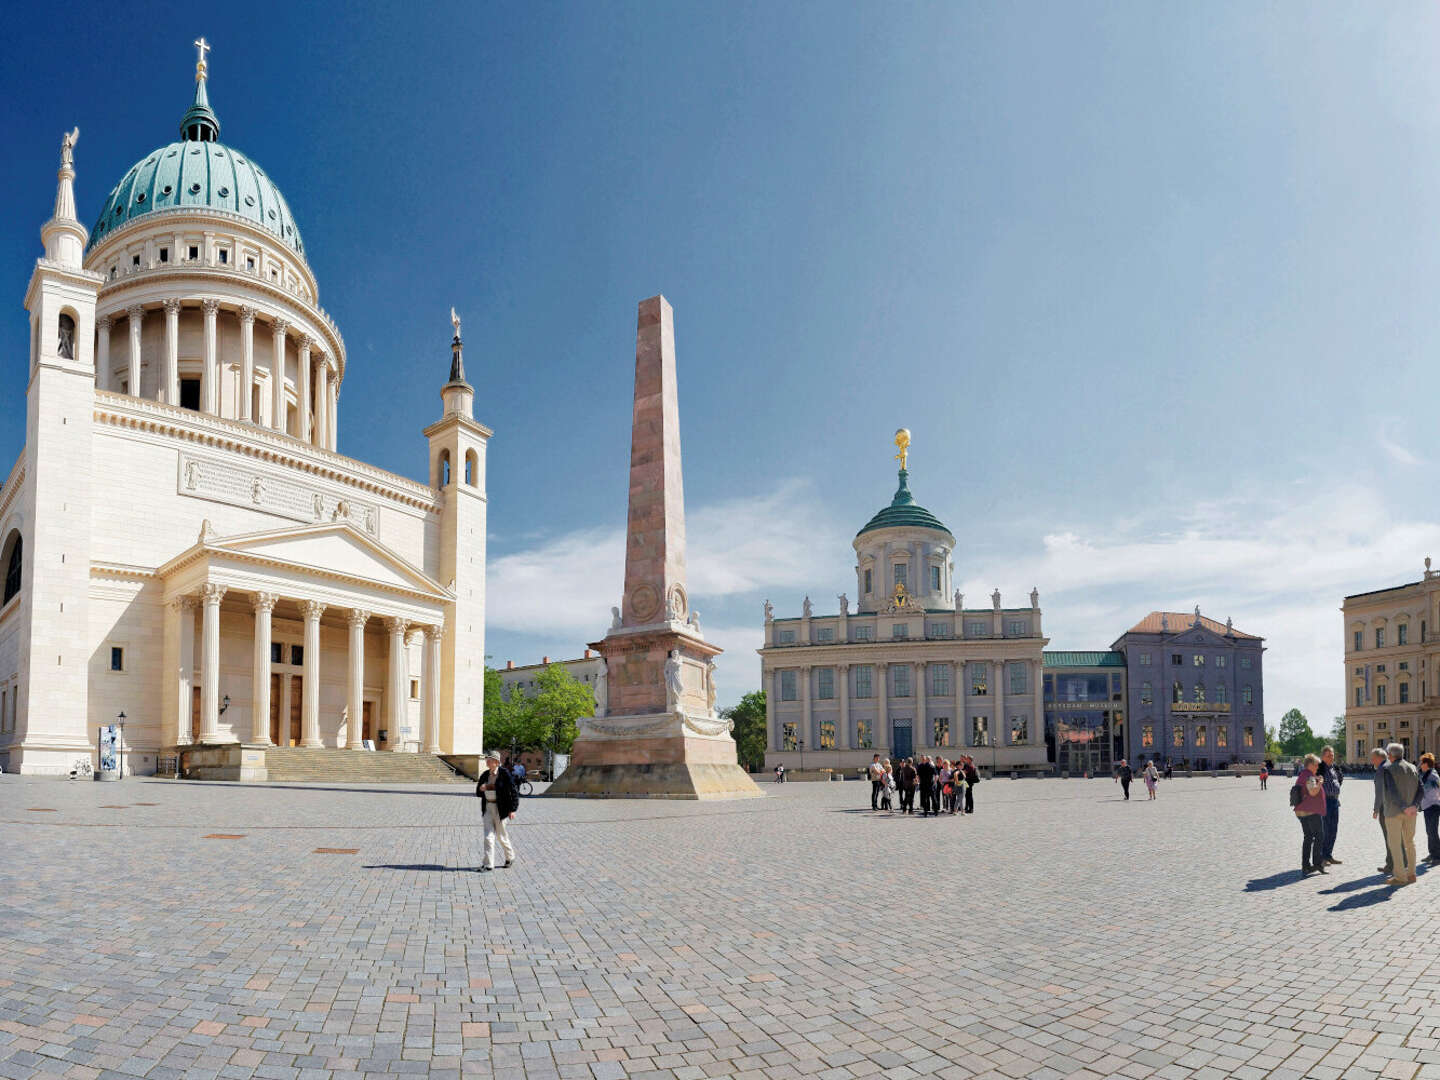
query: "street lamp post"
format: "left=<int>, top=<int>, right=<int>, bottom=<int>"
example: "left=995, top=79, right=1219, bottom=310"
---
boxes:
left=798, top=738, right=805, bottom=772
left=116, top=711, right=127, bottom=780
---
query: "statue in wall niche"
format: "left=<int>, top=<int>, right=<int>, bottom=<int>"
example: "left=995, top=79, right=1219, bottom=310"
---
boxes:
left=593, top=660, right=608, bottom=718
left=991, top=589, right=1001, bottom=611
left=313, top=493, right=324, bottom=520
left=364, top=508, right=376, bottom=533
left=763, top=599, right=773, bottom=622
left=665, top=651, right=684, bottom=710
left=802, top=596, right=812, bottom=618
left=838, top=593, right=848, bottom=616
left=251, top=477, right=265, bottom=504
left=57, top=313, right=75, bottom=360
left=333, top=500, right=350, bottom=522
left=185, top=460, right=201, bottom=490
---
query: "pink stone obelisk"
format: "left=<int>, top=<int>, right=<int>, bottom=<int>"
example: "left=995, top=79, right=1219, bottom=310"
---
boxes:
left=547, top=296, right=760, bottom=799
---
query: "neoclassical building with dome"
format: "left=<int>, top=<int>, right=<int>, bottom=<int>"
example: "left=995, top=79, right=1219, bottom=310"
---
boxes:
left=760, top=435, right=1050, bottom=775
left=0, top=45, right=490, bottom=775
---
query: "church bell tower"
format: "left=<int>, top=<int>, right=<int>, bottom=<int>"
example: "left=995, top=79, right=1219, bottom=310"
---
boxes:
left=423, top=312, right=491, bottom=754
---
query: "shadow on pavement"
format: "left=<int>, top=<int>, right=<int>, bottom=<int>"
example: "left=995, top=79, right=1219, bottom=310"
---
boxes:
left=361, top=863, right=476, bottom=872
left=1328, top=887, right=1395, bottom=911
left=146, top=780, right=475, bottom=798
left=1243, top=870, right=1310, bottom=891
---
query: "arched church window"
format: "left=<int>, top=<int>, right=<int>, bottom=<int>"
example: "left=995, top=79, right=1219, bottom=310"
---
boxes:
left=465, top=449, right=478, bottom=487
left=3, top=533, right=21, bottom=605
left=438, top=449, right=452, bottom=488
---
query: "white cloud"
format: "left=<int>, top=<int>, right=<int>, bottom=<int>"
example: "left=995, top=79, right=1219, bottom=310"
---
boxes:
left=1379, top=420, right=1422, bottom=466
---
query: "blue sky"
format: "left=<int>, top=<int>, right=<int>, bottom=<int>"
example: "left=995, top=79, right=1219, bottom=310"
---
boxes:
left=3, top=2, right=1437, bottom=725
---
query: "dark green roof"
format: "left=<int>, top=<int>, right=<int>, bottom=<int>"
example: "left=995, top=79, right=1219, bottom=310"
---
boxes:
left=1044, top=651, right=1126, bottom=668
left=856, top=470, right=952, bottom=538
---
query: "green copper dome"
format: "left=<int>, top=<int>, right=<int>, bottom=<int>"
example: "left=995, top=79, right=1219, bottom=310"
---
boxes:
left=86, top=57, right=304, bottom=257
left=856, top=470, right=953, bottom=538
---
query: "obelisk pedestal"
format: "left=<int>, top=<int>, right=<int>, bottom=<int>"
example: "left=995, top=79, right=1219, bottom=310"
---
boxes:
left=546, top=296, right=761, bottom=799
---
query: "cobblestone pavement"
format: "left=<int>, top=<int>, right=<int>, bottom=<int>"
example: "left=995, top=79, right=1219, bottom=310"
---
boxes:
left=2, top=773, right=1438, bottom=1080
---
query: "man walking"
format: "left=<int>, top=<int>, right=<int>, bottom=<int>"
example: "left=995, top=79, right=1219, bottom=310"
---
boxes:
left=1371, top=747, right=1393, bottom=877
left=476, top=749, right=518, bottom=871
left=867, top=753, right=885, bottom=811
left=1379, top=742, right=1422, bottom=886
left=1317, top=745, right=1343, bottom=866
left=1116, top=759, right=1133, bottom=801
left=916, top=755, right=936, bottom=817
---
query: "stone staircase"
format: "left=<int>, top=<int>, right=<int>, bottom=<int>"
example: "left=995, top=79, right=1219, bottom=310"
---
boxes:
left=259, top=748, right=470, bottom=784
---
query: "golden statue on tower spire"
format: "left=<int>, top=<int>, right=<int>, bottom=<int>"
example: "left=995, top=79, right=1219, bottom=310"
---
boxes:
left=894, top=427, right=911, bottom=471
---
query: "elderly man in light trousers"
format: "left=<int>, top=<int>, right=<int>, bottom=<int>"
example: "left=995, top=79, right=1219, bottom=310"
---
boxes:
left=475, top=749, right=519, bottom=871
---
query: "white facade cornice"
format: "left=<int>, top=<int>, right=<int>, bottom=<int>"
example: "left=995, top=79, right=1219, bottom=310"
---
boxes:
left=94, top=391, right=440, bottom=511
left=0, top=459, right=25, bottom=527
left=758, top=638, right=1050, bottom=666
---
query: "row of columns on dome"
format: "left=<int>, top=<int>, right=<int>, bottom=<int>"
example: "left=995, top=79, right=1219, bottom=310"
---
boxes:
left=168, top=585, right=443, bottom=752
left=95, top=301, right=337, bottom=449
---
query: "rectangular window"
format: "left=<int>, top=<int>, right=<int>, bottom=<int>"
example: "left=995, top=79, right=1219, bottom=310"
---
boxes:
left=290, top=644, right=304, bottom=667
left=971, top=715, right=989, bottom=746
left=1007, top=662, right=1027, bottom=695
left=816, top=668, right=834, bottom=700
left=891, top=624, right=909, bottom=640
left=782, top=723, right=797, bottom=751
left=1173, top=727, right=1185, bottom=748
left=930, top=664, right=952, bottom=696
left=1244, top=726, right=1255, bottom=748
left=893, top=563, right=908, bottom=589
left=1139, top=652, right=1151, bottom=666
left=969, top=663, right=988, bottom=695
left=1216, top=726, right=1228, bottom=748
left=819, top=720, right=835, bottom=750
left=966, top=620, right=988, bottom=637
left=1398, top=624, right=1409, bottom=645
left=1111, top=673, right=1123, bottom=697
left=180, top=378, right=201, bottom=410
left=1400, top=683, right=1410, bottom=704
left=1377, top=685, right=1388, bottom=706
left=814, top=627, right=835, bottom=642
left=927, top=622, right=952, bottom=639
left=1007, top=619, right=1028, bottom=636
left=854, top=624, right=874, bottom=641
left=246, top=256, right=256, bottom=271
left=856, top=719, right=872, bottom=749
left=930, top=565, right=941, bottom=592
left=159, top=247, right=169, bottom=263
left=1010, top=714, right=1028, bottom=743
left=777, top=629, right=796, bottom=644
left=855, top=666, right=873, bottom=699
left=1354, top=630, right=1363, bottom=652
left=1196, top=725, right=1207, bottom=747
left=893, top=666, right=912, bottom=698
left=218, top=249, right=229, bottom=265
left=1215, top=684, right=1227, bottom=704
left=1140, top=682, right=1153, bottom=705
left=109, top=646, right=124, bottom=672
left=188, top=245, right=199, bottom=260
left=1172, top=654, right=1182, bottom=665
left=1399, top=662, right=1409, bottom=671
left=271, top=642, right=284, bottom=664
left=1240, top=657, right=1253, bottom=669
left=1215, top=655, right=1227, bottom=668
left=410, top=679, right=420, bottom=700
left=1356, top=739, right=1366, bottom=759
left=1355, top=686, right=1363, bottom=707
left=933, top=717, right=950, bottom=746
left=0, top=690, right=5, bottom=733
left=1193, top=654, right=1205, bottom=667
left=132, top=254, right=140, bottom=267
left=864, top=568, right=872, bottom=594
left=1376, top=628, right=1385, bottom=648
left=780, top=671, right=797, bottom=701
left=1141, top=724, right=1154, bottom=748
left=1242, top=685, right=1253, bottom=705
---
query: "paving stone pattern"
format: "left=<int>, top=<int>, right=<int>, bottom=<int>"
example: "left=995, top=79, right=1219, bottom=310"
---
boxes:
left=1, top=774, right=1438, bottom=1080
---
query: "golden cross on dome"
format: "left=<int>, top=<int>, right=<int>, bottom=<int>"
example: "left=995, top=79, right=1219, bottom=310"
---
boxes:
left=194, top=36, right=211, bottom=78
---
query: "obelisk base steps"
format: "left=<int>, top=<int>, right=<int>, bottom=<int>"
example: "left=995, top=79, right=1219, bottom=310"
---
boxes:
left=546, top=762, right=762, bottom=800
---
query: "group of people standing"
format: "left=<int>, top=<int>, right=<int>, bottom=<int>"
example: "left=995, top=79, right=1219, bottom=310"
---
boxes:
left=866, top=753, right=980, bottom=816
left=1290, top=743, right=1440, bottom=885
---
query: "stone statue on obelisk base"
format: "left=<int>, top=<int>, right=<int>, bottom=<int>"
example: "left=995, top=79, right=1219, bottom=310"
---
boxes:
left=547, top=296, right=761, bottom=799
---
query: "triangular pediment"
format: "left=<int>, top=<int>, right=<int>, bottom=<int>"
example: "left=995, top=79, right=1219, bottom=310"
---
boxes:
left=162, top=521, right=450, bottom=600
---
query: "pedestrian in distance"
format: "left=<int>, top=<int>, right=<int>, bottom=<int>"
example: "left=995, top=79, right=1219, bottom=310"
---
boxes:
left=1317, top=745, right=1343, bottom=866
left=879, top=761, right=895, bottom=813
left=1419, top=752, right=1440, bottom=865
left=1116, top=759, right=1133, bottom=801
left=867, top=753, right=885, bottom=811
left=1378, top=742, right=1422, bottom=886
left=1292, top=753, right=1327, bottom=877
left=1163, top=760, right=1174, bottom=780
left=1143, top=759, right=1159, bottom=800
left=916, top=755, right=936, bottom=817
left=1258, top=764, right=1268, bottom=790
left=774, top=762, right=785, bottom=783
left=938, top=758, right=953, bottom=814
left=476, top=749, right=518, bottom=872
left=961, top=757, right=979, bottom=814
left=899, top=758, right=918, bottom=814
left=1370, top=746, right=1394, bottom=878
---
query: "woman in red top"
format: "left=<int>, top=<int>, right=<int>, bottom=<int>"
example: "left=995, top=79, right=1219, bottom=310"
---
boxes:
left=1293, top=753, right=1327, bottom=877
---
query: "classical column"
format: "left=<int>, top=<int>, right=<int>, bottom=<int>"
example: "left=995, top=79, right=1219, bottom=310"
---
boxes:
left=877, top=661, right=889, bottom=750
left=199, top=584, right=226, bottom=742
left=96, top=315, right=111, bottom=391
left=424, top=626, right=443, bottom=754
left=386, top=617, right=408, bottom=751
left=994, top=659, right=1007, bottom=750
left=800, top=664, right=812, bottom=752
left=915, top=661, right=927, bottom=748
left=171, top=596, right=197, bottom=743
left=347, top=609, right=369, bottom=749
left=270, top=317, right=289, bottom=434
left=251, top=593, right=277, bottom=744
left=837, top=663, right=851, bottom=750
left=328, top=377, right=338, bottom=450
left=200, top=299, right=220, bottom=414
left=299, top=600, right=325, bottom=747
left=315, top=361, right=331, bottom=449
left=296, top=334, right=312, bottom=443
left=239, top=306, right=255, bottom=421
left=765, top=668, right=777, bottom=751
left=162, top=299, right=182, bottom=405
left=125, top=305, right=143, bottom=397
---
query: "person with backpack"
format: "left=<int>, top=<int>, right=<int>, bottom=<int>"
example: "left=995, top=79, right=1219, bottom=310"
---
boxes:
left=1258, top=764, right=1268, bottom=790
left=1292, top=753, right=1327, bottom=877
left=961, top=757, right=980, bottom=814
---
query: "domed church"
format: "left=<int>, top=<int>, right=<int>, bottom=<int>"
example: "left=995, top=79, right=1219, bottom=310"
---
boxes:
left=0, top=42, right=490, bottom=776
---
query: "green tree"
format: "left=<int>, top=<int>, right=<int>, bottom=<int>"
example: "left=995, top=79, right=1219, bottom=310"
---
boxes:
left=483, top=667, right=540, bottom=755
left=1277, top=707, right=1318, bottom=758
left=527, top=663, right=595, bottom=757
left=1328, top=715, right=1347, bottom=761
left=1265, top=725, right=1282, bottom=759
left=723, top=690, right=767, bottom=773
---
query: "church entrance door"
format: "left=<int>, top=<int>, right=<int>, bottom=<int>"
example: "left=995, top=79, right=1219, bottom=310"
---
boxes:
left=191, top=687, right=201, bottom=742
left=269, top=674, right=282, bottom=745
left=362, top=701, right=374, bottom=744
left=288, top=676, right=303, bottom=746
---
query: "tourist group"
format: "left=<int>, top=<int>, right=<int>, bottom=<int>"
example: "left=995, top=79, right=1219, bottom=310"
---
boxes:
left=1291, top=744, right=1440, bottom=885
left=863, top=754, right=986, bottom=815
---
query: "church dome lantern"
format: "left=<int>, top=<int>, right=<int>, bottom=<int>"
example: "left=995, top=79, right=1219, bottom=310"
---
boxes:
left=852, top=430, right=955, bottom=615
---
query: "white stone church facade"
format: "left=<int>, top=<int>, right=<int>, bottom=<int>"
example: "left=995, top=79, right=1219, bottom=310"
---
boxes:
left=0, top=48, right=489, bottom=775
